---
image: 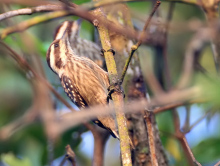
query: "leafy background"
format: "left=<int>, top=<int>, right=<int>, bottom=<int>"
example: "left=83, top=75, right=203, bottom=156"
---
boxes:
left=0, top=0, right=220, bottom=166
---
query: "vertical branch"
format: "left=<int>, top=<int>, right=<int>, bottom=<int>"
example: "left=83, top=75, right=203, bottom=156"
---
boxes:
left=86, top=125, right=109, bottom=166
left=92, top=7, right=132, bottom=166
left=153, top=3, right=201, bottom=166
left=172, top=107, right=201, bottom=165
left=179, top=137, right=202, bottom=166
left=120, top=1, right=161, bottom=84
left=199, top=0, right=220, bottom=73
left=214, top=161, right=220, bottom=166
left=65, top=145, right=77, bottom=166
left=161, top=2, right=175, bottom=89
left=145, top=111, right=158, bottom=166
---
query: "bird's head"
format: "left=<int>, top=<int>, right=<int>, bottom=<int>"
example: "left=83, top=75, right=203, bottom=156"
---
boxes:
left=53, top=20, right=82, bottom=41
left=46, top=29, right=73, bottom=75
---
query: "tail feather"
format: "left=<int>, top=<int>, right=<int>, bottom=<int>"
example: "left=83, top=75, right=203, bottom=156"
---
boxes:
left=111, top=129, right=135, bottom=149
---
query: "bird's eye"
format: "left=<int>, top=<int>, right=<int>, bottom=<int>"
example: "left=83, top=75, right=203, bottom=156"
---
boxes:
left=54, top=43, right=59, bottom=48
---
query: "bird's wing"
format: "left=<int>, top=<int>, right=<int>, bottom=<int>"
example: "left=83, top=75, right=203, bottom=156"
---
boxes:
left=61, top=74, right=88, bottom=108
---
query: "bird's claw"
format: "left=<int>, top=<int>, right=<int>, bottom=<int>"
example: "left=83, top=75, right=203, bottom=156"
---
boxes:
left=100, top=48, right=106, bottom=56
left=107, top=48, right=115, bottom=55
left=107, top=81, right=124, bottom=102
left=100, top=48, right=115, bottom=57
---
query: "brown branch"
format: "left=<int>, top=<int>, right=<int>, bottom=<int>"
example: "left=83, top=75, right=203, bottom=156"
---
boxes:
left=199, top=0, right=220, bottom=73
left=154, top=102, right=184, bottom=114
left=177, top=28, right=214, bottom=89
left=144, top=111, right=158, bottom=166
left=0, top=2, right=144, bottom=46
left=56, top=87, right=201, bottom=136
left=172, top=106, right=200, bottom=166
left=183, top=110, right=211, bottom=133
left=0, top=83, right=202, bottom=141
left=120, top=1, right=161, bottom=84
left=153, top=99, right=206, bottom=114
left=93, top=6, right=132, bottom=165
left=0, top=10, right=71, bottom=39
left=179, top=137, right=202, bottom=166
left=182, top=105, right=190, bottom=132
left=59, top=0, right=78, bottom=8
left=0, top=0, right=59, bottom=6
left=138, top=1, right=161, bottom=47
left=171, top=103, right=200, bottom=165
left=0, top=104, right=38, bottom=140
left=0, top=41, right=77, bottom=112
left=161, top=130, right=201, bottom=166
left=65, top=145, right=77, bottom=166
left=0, top=5, right=63, bottom=21
left=81, top=123, right=109, bottom=166
left=170, top=95, right=200, bottom=166
left=214, top=161, right=220, bottom=166
left=0, top=41, right=99, bottom=140
left=91, top=127, right=109, bottom=166
left=59, top=156, right=66, bottom=166
left=161, top=2, right=175, bottom=89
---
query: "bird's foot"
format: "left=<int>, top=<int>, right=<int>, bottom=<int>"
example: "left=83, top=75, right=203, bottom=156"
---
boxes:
left=107, top=81, right=124, bottom=102
left=100, top=48, right=115, bottom=56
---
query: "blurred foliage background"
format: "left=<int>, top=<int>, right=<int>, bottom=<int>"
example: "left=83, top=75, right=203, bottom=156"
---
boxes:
left=0, top=0, right=220, bottom=166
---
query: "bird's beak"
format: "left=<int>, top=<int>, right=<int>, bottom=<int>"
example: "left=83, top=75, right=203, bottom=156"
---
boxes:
left=70, top=19, right=82, bottom=38
left=60, top=29, right=69, bottom=43
left=76, top=18, right=82, bottom=26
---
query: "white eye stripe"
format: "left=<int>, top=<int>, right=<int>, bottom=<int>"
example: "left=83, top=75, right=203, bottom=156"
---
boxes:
left=55, top=21, right=69, bottom=40
left=49, top=45, right=56, bottom=73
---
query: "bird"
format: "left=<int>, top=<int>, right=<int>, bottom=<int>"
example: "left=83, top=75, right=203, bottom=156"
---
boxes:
left=53, top=20, right=104, bottom=68
left=46, top=27, right=120, bottom=139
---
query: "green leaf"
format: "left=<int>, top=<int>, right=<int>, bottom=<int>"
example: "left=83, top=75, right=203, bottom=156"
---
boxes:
left=194, top=74, right=220, bottom=107
left=1, top=153, right=31, bottom=166
left=193, top=138, right=220, bottom=163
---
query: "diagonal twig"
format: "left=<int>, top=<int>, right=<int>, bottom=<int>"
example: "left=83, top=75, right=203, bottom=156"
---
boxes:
left=65, top=145, right=77, bottom=166
left=119, top=0, right=161, bottom=84
left=145, top=110, right=159, bottom=166
left=0, top=41, right=77, bottom=112
left=0, top=5, right=63, bottom=21
left=0, top=10, right=71, bottom=39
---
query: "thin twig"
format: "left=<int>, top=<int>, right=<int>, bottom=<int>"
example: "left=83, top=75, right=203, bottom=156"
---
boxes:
left=161, top=2, right=175, bottom=89
left=0, top=41, right=98, bottom=136
left=0, top=104, right=38, bottom=140
left=145, top=111, right=159, bottom=166
left=214, top=161, right=220, bottom=166
left=154, top=102, right=184, bottom=114
left=182, top=105, right=190, bottom=132
left=171, top=97, right=200, bottom=166
left=59, top=156, right=66, bottom=166
left=177, top=28, right=214, bottom=89
left=0, top=11, right=71, bottom=39
left=153, top=99, right=206, bottom=114
left=0, top=2, right=151, bottom=47
left=59, top=0, right=78, bottom=8
left=180, top=137, right=202, bottom=166
left=91, top=127, right=109, bottom=166
left=56, top=87, right=201, bottom=138
left=0, top=0, right=59, bottom=6
left=199, top=0, right=220, bottom=73
left=0, top=41, right=77, bottom=112
left=183, top=110, right=211, bottom=133
left=0, top=5, right=62, bottom=21
left=65, top=145, right=77, bottom=166
left=120, top=0, right=161, bottom=84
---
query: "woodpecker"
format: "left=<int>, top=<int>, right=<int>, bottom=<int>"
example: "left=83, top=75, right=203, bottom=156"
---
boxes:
left=46, top=28, right=119, bottom=139
left=54, top=20, right=104, bottom=68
